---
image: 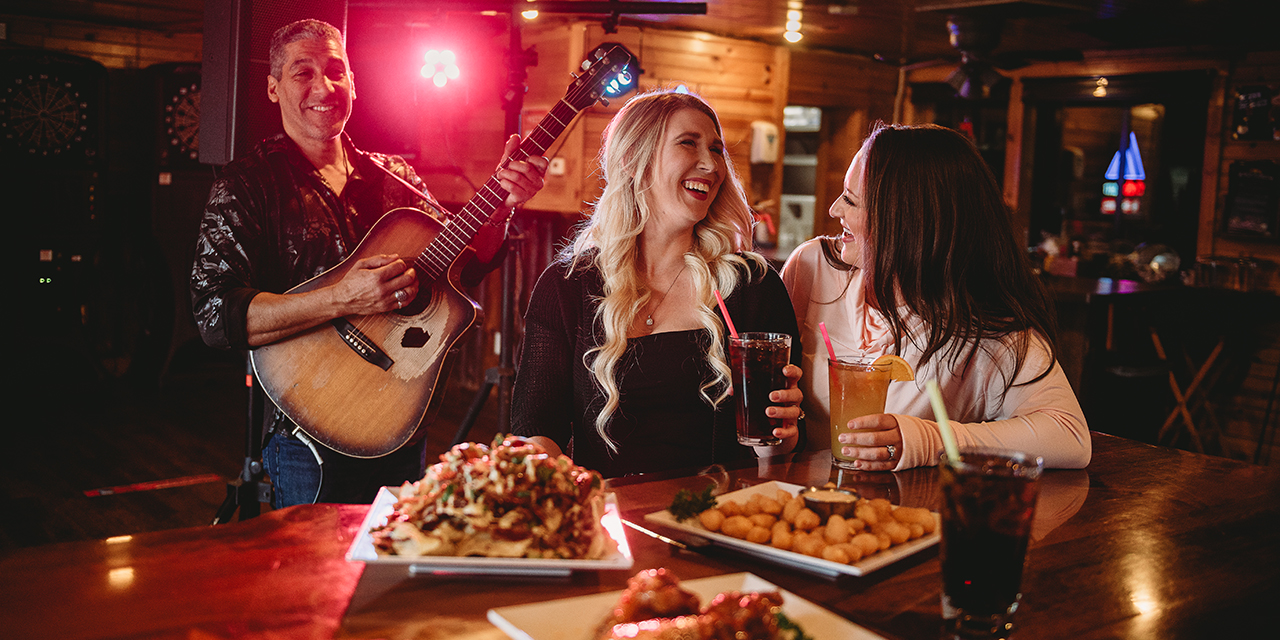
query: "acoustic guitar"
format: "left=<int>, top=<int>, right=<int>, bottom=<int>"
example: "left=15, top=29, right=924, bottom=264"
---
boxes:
left=251, top=44, right=634, bottom=458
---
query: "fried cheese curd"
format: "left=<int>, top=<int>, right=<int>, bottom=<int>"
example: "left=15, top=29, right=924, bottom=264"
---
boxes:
left=598, top=569, right=785, bottom=640
left=370, top=434, right=615, bottom=559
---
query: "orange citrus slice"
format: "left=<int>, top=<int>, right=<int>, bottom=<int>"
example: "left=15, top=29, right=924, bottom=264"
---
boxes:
left=874, top=354, right=915, bottom=381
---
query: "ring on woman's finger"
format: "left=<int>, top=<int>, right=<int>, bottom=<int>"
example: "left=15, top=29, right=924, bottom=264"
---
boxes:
left=797, top=408, right=806, bottom=421
left=885, top=444, right=897, bottom=460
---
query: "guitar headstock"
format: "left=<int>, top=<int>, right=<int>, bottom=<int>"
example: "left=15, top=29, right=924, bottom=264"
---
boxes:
left=565, top=43, right=637, bottom=111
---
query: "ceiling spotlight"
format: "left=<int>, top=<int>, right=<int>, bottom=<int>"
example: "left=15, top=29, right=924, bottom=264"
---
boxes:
left=421, top=49, right=460, bottom=88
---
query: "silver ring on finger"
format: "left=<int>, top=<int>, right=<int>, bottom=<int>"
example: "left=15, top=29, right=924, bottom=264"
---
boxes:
left=885, top=444, right=896, bottom=460
left=394, top=289, right=407, bottom=303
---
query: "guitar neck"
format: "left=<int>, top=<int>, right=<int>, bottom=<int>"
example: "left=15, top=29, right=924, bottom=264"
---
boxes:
left=414, top=98, right=584, bottom=281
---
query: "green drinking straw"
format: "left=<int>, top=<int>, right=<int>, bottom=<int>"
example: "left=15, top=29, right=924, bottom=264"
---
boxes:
left=925, top=379, right=961, bottom=463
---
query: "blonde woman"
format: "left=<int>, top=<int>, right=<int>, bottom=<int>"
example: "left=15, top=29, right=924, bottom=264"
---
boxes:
left=511, top=89, right=804, bottom=477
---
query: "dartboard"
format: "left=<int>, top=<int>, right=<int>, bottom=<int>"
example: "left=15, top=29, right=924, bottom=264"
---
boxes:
left=2, top=73, right=90, bottom=157
left=165, top=82, right=200, bottom=161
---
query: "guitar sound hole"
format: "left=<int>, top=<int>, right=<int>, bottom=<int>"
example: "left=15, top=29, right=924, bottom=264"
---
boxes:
left=402, top=327, right=431, bottom=348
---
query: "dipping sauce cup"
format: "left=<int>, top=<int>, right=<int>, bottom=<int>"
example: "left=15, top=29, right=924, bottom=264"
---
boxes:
left=828, top=357, right=891, bottom=469
left=801, top=486, right=859, bottom=524
left=728, top=332, right=790, bottom=446
left=939, top=449, right=1044, bottom=639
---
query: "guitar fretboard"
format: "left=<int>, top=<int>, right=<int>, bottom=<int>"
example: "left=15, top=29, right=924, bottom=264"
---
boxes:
left=411, top=97, right=586, bottom=281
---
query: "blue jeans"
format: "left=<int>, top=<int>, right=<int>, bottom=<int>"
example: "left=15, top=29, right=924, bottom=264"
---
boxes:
left=263, top=430, right=428, bottom=509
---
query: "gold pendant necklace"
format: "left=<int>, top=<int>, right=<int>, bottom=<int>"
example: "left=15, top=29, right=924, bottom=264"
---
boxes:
left=646, top=263, right=689, bottom=327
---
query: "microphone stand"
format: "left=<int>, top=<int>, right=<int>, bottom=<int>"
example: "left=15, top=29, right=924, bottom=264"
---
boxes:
left=452, top=11, right=535, bottom=445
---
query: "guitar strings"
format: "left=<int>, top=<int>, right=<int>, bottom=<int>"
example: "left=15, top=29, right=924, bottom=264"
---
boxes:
left=346, top=95, right=585, bottom=348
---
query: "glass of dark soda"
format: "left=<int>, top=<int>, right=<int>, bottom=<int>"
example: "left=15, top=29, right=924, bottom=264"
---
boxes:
left=939, top=449, right=1044, bottom=639
left=728, top=332, right=790, bottom=446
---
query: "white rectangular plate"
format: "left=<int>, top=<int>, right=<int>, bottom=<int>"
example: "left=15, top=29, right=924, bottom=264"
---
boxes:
left=643, top=480, right=940, bottom=578
left=487, top=572, right=885, bottom=640
left=345, top=486, right=634, bottom=577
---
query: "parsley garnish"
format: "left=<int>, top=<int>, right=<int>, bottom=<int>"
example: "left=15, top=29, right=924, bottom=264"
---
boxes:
left=775, top=611, right=814, bottom=640
left=667, top=483, right=718, bottom=522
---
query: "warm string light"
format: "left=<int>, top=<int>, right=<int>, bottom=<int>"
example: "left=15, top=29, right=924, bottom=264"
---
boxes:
left=784, top=2, right=803, bottom=42
left=521, top=0, right=538, bottom=20
left=1093, top=77, right=1109, bottom=98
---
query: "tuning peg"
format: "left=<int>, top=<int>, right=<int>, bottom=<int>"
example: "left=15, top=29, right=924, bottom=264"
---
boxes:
left=600, top=97, right=610, bottom=107
left=581, top=59, right=591, bottom=70
left=570, top=72, right=580, bottom=80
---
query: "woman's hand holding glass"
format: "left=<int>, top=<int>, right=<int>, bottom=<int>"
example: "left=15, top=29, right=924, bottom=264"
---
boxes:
left=762, top=364, right=805, bottom=449
left=836, top=413, right=904, bottom=471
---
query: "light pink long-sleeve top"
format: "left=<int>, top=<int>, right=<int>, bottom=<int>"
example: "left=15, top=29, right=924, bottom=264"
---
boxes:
left=780, top=238, right=1091, bottom=470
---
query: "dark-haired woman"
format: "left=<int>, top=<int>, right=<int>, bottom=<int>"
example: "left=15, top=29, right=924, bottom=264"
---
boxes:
left=781, top=123, right=1089, bottom=471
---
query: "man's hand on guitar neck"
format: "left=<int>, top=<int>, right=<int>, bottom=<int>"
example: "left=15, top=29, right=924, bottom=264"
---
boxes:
left=496, top=133, right=549, bottom=210
left=245, top=254, right=417, bottom=347
left=471, top=135, right=550, bottom=264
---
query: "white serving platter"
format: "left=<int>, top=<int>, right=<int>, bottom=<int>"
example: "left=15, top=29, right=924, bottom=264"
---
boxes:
left=487, top=571, right=886, bottom=640
left=643, top=480, right=940, bottom=578
left=345, top=486, right=633, bottom=577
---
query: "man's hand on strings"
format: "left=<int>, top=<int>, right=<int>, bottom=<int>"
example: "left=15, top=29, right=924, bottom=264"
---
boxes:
left=496, top=134, right=549, bottom=209
left=333, top=254, right=419, bottom=315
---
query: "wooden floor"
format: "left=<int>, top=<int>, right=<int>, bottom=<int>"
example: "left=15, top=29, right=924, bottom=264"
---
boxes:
left=1, top=341, right=502, bottom=554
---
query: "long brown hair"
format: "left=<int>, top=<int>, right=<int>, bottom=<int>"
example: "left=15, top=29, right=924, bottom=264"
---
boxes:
left=860, top=123, right=1058, bottom=388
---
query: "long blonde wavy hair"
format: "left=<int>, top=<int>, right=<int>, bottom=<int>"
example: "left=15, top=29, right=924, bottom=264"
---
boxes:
left=565, top=88, right=765, bottom=453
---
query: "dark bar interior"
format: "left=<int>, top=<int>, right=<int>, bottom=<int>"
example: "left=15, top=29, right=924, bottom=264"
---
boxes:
left=3, top=1, right=1278, bottom=638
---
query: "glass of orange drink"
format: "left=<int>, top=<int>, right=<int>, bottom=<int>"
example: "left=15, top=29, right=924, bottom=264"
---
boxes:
left=827, top=354, right=912, bottom=469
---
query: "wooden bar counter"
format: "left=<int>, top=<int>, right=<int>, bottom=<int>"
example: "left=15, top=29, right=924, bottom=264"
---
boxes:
left=3, top=433, right=1278, bottom=639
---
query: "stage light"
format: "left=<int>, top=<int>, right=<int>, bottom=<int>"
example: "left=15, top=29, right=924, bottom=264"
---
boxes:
left=591, top=43, right=640, bottom=98
left=604, top=68, right=635, bottom=97
left=521, top=0, right=538, bottom=20
left=421, top=49, right=459, bottom=88
left=784, top=30, right=803, bottom=43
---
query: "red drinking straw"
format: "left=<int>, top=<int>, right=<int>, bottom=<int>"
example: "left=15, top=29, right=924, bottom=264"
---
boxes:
left=713, top=290, right=739, bottom=339
left=819, top=322, right=838, bottom=362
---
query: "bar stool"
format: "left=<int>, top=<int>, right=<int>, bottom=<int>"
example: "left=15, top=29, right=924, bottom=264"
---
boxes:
left=1151, top=328, right=1224, bottom=454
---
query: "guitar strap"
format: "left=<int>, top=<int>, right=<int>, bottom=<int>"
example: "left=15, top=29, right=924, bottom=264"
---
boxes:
left=343, top=132, right=516, bottom=227
left=342, top=133, right=437, bottom=206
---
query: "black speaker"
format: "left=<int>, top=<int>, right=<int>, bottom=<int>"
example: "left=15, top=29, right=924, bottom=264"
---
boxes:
left=200, top=0, right=348, bottom=166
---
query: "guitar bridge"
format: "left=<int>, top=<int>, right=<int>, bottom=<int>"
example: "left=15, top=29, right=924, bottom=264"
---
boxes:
left=331, top=318, right=394, bottom=371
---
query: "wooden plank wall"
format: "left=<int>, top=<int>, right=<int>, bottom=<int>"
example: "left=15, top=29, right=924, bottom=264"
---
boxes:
left=520, top=22, right=791, bottom=217
left=1, top=14, right=201, bottom=68
left=788, top=49, right=898, bottom=239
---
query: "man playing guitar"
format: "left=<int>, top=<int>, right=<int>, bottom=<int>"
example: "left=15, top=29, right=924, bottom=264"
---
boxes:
left=191, top=19, right=548, bottom=508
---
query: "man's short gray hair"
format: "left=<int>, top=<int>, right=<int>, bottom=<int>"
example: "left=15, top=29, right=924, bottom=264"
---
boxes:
left=268, top=19, right=344, bottom=79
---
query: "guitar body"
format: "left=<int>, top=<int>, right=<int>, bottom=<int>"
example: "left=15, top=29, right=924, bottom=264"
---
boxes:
left=251, top=207, right=478, bottom=458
